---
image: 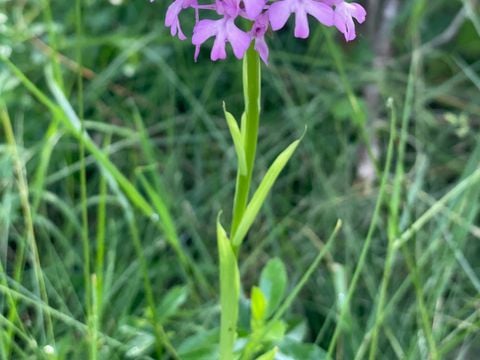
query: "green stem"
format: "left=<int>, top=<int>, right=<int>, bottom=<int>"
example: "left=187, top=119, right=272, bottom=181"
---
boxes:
left=217, top=221, right=240, bottom=360
left=219, top=46, right=261, bottom=359
left=230, top=47, right=261, bottom=251
left=327, top=95, right=398, bottom=357
left=368, top=100, right=400, bottom=360
left=1, top=105, right=54, bottom=348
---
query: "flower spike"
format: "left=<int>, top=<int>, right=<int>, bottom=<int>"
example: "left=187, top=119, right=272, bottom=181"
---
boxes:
left=161, top=0, right=367, bottom=62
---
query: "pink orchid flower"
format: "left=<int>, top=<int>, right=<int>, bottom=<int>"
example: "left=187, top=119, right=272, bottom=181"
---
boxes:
left=330, top=0, right=367, bottom=41
left=192, top=0, right=251, bottom=61
left=269, top=0, right=334, bottom=39
left=165, top=0, right=197, bottom=40
left=162, top=0, right=367, bottom=62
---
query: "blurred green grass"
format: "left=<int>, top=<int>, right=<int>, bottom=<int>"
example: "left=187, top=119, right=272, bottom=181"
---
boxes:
left=1, top=0, right=480, bottom=359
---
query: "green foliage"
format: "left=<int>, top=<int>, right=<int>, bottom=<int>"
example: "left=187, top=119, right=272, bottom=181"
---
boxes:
left=278, top=339, right=328, bottom=360
left=1, top=0, right=480, bottom=359
left=254, top=347, right=277, bottom=360
left=259, top=258, right=287, bottom=317
left=232, top=135, right=303, bottom=249
left=217, top=219, right=240, bottom=360
left=250, top=286, right=268, bottom=330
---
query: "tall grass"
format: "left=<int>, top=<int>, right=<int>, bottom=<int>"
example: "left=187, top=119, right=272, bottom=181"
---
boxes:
left=1, top=0, right=480, bottom=359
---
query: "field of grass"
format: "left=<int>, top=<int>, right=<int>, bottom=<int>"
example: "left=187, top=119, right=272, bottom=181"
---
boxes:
left=1, top=0, right=480, bottom=359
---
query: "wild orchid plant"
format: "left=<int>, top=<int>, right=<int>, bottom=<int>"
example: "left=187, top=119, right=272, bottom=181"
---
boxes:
left=163, top=0, right=366, bottom=358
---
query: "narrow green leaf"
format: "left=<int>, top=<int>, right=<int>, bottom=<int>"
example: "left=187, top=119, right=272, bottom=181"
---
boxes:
left=332, top=263, right=349, bottom=314
left=279, top=339, right=328, bottom=360
left=125, top=331, right=155, bottom=358
left=331, top=263, right=351, bottom=332
left=232, top=135, right=303, bottom=248
left=263, top=320, right=286, bottom=343
left=137, top=172, right=183, bottom=254
left=259, top=258, right=287, bottom=316
left=157, top=286, right=188, bottom=322
left=261, top=221, right=342, bottom=351
left=31, top=121, right=61, bottom=212
left=217, top=217, right=240, bottom=360
left=250, top=286, right=267, bottom=329
left=177, top=329, right=218, bottom=360
left=255, top=347, right=277, bottom=360
left=223, top=103, right=247, bottom=176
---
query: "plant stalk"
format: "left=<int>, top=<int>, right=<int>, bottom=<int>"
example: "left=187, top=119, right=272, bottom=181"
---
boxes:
left=230, top=46, right=261, bottom=252
left=219, top=46, right=261, bottom=359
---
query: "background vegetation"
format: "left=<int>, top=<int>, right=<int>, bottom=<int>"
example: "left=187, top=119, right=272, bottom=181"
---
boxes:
left=1, top=0, right=479, bottom=358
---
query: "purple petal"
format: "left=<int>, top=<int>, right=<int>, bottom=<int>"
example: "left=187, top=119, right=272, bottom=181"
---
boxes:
left=351, top=3, right=367, bottom=23
left=333, top=2, right=367, bottom=41
left=165, top=0, right=181, bottom=27
left=254, top=37, right=269, bottom=64
left=192, top=19, right=219, bottom=60
left=294, top=8, right=309, bottom=38
left=192, top=19, right=218, bottom=45
left=165, top=0, right=187, bottom=40
left=226, top=20, right=251, bottom=59
left=268, top=1, right=292, bottom=31
left=334, top=12, right=355, bottom=41
left=243, top=0, right=267, bottom=19
left=211, top=33, right=228, bottom=61
left=305, top=1, right=334, bottom=27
